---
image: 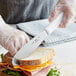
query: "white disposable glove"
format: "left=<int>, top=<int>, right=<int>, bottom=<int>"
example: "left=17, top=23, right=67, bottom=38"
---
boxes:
left=49, top=0, right=76, bottom=28
left=0, top=16, right=30, bottom=56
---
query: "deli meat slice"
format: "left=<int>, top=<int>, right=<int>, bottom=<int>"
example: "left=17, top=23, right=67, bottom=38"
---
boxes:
left=22, top=65, right=51, bottom=76
left=32, top=65, right=51, bottom=76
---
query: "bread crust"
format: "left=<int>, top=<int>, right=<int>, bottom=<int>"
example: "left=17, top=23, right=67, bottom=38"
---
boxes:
left=2, top=52, right=13, bottom=65
left=3, top=48, right=55, bottom=65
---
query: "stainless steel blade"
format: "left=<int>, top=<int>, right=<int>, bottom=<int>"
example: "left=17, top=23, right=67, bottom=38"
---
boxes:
left=12, top=31, right=48, bottom=65
left=12, top=13, right=63, bottom=65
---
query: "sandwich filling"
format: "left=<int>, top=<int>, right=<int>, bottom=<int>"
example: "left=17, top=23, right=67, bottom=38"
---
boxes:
left=0, top=61, right=54, bottom=76
left=14, top=61, right=54, bottom=72
left=0, top=61, right=53, bottom=72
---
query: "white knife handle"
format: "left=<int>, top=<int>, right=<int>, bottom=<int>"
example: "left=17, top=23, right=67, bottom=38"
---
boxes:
left=45, top=13, right=63, bottom=34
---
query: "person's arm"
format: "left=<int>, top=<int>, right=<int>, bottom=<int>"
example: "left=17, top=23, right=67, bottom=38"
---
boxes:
left=49, top=0, right=76, bottom=28
left=0, top=16, right=29, bottom=56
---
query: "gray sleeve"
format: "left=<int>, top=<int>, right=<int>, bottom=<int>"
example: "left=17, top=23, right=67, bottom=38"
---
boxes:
left=0, top=1, right=1, bottom=15
left=0, top=0, right=59, bottom=24
left=0, top=0, right=7, bottom=23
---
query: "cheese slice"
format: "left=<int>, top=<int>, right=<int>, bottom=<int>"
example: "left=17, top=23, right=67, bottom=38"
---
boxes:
left=14, top=61, right=54, bottom=72
left=0, top=61, right=54, bottom=72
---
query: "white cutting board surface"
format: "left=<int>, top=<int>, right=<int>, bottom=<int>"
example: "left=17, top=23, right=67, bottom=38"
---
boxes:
left=17, top=19, right=76, bottom=46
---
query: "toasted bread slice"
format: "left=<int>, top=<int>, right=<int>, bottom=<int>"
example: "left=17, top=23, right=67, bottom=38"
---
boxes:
left=2, top=52, right=12, bottom=65
left=3, top=48, right=55, bottom=65
left=19, top=48, right=55, bottom=65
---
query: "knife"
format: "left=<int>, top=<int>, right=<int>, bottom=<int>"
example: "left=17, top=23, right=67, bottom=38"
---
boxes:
left=12, top=13, right=63, bottom=65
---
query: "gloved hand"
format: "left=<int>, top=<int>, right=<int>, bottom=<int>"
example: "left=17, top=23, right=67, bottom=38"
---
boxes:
left=49, top=0, right=76, bottom=28
left=0, top=16, right=30, bottom=56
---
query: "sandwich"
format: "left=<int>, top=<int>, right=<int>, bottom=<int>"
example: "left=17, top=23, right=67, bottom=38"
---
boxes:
left=0, top=48, right=57, bottom=76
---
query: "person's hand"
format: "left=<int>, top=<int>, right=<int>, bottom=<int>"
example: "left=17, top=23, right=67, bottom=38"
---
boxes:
left=49, top=0, right=76, bottom=28
left=0, top=27, right=30, bottom=56
left=0, top=16, right=30, bottom=56
left=6, top=30, right=29, bottom=56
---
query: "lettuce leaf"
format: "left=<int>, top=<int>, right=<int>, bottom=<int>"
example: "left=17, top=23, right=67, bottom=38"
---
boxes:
left=0, top=53, right=4, bottom=61
left=3, top=69, right=22, bottom=76
left=47, top=67, right=60, bottom=76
